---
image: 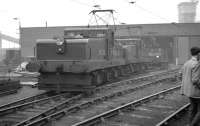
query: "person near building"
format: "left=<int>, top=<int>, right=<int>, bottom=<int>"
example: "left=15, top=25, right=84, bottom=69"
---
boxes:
left=181, top=47, right=200, bottom=126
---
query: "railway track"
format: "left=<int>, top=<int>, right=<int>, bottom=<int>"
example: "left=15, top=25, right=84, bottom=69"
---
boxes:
left=20, top=69, right=181, bottom=126
left=0, top=69, right=178, bottom=110
left=156, top=103, right=190, bottom=126
left=0, top=68, right=180, bottom=126
left=71, top=85, right=187, bottom=126
left=0, top=92, right=57, bottom=110
left=95, top=68, right=180, bottom=93
left=0, top=92, right=82, bottom=126
left=0, top=90, right=18, bottom=97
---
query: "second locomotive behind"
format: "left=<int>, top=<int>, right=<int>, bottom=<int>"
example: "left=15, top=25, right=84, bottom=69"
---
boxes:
left=28, top=27, right=168, bottom=92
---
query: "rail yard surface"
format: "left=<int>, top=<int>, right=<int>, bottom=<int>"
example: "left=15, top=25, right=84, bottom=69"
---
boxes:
left=0, top=67, right=190, bottom=126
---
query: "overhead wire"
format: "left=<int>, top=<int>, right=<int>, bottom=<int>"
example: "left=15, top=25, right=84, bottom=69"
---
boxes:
left=111, top=12, right=124, bottom=24
left=67, top=0, right=172, bottom=26
left=134, top=3, right=171, bottom=22
left=65, top=0, right=178, bottom=38
left=67, top=0, right=173, bottom=24
left=67, top=0, right=92, bottom=7
left=122, top=0, right=172, bottom=23
left=66, top=0, right=125, bottom=25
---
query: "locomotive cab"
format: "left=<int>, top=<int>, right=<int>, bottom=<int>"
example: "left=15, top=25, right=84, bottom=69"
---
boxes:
left=63, top=27, right=115, bottom=60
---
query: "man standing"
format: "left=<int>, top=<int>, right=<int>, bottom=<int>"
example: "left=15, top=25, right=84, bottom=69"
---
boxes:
left=181, top=47, right=200, bottom=126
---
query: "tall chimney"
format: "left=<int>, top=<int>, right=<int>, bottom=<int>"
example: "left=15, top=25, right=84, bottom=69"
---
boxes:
left=0, top=32, right=2, bottom=61
left=178, top=0, right=198, bottom=23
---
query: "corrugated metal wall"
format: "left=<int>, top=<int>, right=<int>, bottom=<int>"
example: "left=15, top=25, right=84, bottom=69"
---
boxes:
left=177, top=37, right=189, bottom=64
left=176, top=36, right=200, bottom=65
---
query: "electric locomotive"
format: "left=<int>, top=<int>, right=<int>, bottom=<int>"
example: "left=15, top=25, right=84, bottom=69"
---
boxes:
left=31, top=27, right=168, bottom=92
left=35, top=27, right=125, bottom=91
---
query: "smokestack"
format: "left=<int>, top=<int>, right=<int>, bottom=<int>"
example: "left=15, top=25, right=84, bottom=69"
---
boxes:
left=178, top=0, right=198, bottom=23
left=0, top=32, right=1, bottom=49
left=0, top=32, right=2, bottom=61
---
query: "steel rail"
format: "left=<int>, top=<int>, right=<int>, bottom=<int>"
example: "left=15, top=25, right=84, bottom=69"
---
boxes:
left=0, top=89, right=18, bottom=97
left=14, top=94, right=83, bottom=126
left=95, top=68, right=180, bottom=92
left=24, top=76, right=180, bottom=126
left=71, top=85, right=181, bottom=126
left=156, top=103, right=190, bottom=126
left=0, top=92, right=71, bottom=116
left=0, top=92, right=50, bottom=110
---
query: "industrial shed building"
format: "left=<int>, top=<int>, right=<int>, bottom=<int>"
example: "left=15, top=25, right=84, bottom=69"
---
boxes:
left=20, top=23, right=200, bottom=65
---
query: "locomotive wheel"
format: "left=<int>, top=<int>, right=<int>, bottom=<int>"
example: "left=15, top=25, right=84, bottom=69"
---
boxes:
left=141, top=65, right=145, bottom=71
left=106, top=72, right=111, bottom=82
left=128, top=65, right=133, bottom=73
left=125, top=65, right=130, bottom=74
left=102, top=71, right=107, bottom=83
left=135, top=64, right=141, bottom=73
left=103, top=70, right=111, bottom=82
left=96, top=72, right=103, bottom=85
left=117, top=67, right=123, bottom=76
left=144, top=64, right=148, bottom=70
left=129, top=64, right=134, bottom=73
left=107, top=69, right=115, bottom=82
left=113, top=68, right=119, bottom=79
left=120, top=67, right=126, bottom=76
left=92, top=72, right=103, bottom=86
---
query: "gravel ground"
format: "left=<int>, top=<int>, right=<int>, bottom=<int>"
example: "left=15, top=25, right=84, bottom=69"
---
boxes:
left=168, top=111, right=189, bottom=126
left=95, top=91, right=188, bottom=126
left=166, top=105, right=199, bottom=126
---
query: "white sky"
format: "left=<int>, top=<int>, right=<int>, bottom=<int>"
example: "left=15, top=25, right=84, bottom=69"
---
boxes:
left=0, top=0, right=200, bottom=39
